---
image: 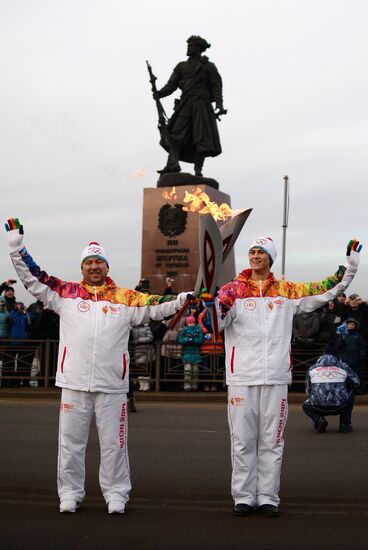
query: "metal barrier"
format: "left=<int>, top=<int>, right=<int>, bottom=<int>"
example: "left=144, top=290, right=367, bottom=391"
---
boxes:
left=0, top=338, right=59, bottom=388
left=0, top=338, right=365, bottom=391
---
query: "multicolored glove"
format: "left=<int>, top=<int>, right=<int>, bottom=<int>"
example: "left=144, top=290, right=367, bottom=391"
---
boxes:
left=346, top=239, right=362, bottom=271
left=200, top=287, right=214, bottom=307
left=5, top=217, right=24, bottom=251
left=186, top=293, right=200, bottom=305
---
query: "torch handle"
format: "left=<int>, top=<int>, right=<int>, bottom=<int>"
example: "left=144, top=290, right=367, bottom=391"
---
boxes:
left=167, top=299, right=190, bottom=330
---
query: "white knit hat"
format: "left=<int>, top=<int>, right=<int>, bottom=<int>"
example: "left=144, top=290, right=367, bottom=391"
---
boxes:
left=81, top=242, right=109, bottom=267
left=249, top=236, right=277, bottom=266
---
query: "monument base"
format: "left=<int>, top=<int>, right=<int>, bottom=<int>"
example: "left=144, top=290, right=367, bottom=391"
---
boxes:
left=141, top=184, right=236, bottom=294
left=157, top=172, right=219, bottom=190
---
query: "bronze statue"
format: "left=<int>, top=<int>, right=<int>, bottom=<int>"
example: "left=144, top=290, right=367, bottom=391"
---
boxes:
left=148, top=35, right=226, bottom=180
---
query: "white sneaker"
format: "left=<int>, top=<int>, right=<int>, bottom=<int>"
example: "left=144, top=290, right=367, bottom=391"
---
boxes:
left=60, top=499, right=79, bottom=513
left=108, top=500, right=125, bottom=514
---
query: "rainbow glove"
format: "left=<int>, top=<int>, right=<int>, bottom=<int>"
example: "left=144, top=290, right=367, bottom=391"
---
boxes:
left=5, top=217, right=24, bottom=251
left=346, top=239, right=362, bottom=271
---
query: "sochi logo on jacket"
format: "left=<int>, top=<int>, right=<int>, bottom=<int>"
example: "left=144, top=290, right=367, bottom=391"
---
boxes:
left=78, top=301, right=90, bottom=312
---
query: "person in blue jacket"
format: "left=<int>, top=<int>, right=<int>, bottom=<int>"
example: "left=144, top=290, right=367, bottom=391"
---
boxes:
left=7, top=302, right=31, bottom=386
left=302, top=354, right=361, bottom=433
left=178, top=315, right=205, bottom=391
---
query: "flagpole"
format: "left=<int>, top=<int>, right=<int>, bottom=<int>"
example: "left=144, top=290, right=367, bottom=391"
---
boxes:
left=281, top=175, right=289, bottom=279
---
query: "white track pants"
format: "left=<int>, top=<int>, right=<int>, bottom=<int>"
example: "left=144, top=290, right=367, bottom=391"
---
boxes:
left=57, top=389, right=131, bottom=505
left=227, top=385, right=288, bottom=507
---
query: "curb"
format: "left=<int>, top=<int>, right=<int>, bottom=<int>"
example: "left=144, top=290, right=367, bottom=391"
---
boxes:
left=0, top=388, right=367, bottom=405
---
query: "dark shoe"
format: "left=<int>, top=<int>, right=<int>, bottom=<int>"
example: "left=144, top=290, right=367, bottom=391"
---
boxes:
left=316, top=417, right=328, bottom=433
left=258, top=504, right=280, bottom=517
left=233, top=503, right=254, bottom=516
left=339, top=424, right=353, bottom=433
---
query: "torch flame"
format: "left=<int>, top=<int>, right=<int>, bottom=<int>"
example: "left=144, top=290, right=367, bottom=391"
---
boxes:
left=162, top=187, right=178, bottom=201
left=182, top=188, right=241, bottom=221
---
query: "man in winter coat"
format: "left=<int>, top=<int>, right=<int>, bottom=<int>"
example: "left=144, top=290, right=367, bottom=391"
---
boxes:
left=334, top=318, right=366, bottom=393
left=302, top=354, right=360, bottom=433
left=214, top=236, right=362, bottom=517
left=5, top=217, right=189, bottom=515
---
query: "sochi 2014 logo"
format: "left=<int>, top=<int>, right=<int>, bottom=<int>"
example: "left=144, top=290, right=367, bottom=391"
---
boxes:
left=78, top=301, right=90, bottom=312
left=244, top=299, right=256, bottom=310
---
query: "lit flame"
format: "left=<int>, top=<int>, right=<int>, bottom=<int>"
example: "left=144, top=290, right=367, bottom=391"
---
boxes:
left=162, top=186, right=178, bottom=201
left=182, top=188, right=241, bottom=221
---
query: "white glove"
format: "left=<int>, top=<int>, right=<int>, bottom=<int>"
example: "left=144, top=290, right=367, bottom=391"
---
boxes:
left=177, top=291, right=193, bottom=306
left=5, top=218, right=24, bottom=252
left=346, top=239, right=362, bottom=272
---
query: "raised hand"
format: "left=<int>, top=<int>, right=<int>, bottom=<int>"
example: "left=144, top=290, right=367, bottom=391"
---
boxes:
left=346, top=239, right=362, bottom=271
left=5, top=217, right=24, bottom=250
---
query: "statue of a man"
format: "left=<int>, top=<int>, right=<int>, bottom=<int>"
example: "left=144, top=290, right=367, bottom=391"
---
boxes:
left=157, top=35, right=226, bottom=177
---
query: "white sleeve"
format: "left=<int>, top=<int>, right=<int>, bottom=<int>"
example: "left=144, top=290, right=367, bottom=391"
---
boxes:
left=292, top=265, right=357, bottom=315
left=214, top=296, right=237, bottom=331
left=10, top=247, right=64, bottom=314
left=130, top=291, right=189, bottom=326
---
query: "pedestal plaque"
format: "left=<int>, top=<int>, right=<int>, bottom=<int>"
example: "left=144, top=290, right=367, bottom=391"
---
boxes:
left=141, top=185, right=237, bottom=294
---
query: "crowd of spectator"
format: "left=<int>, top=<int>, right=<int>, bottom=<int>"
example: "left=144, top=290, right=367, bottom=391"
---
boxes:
left=292, top=291, right=367, bottom=392
left=0, top=278, right=366, bottom=394
left=0, top=279, right=60, bottom=387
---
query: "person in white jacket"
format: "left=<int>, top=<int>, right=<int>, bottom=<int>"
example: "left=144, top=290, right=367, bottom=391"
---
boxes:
left=215, top=236, right=362, bottom=517
left=5, top=218, right=189, bottom=515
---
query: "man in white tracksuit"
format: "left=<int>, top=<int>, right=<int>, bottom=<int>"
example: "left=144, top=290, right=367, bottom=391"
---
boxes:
left=215, top=236, right=362, bottom=517
left=5, top=218, right=189, bottom=515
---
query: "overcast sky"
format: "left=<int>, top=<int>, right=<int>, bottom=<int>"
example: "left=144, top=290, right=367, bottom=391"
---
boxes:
left=0, top=0, right=367, bottom=305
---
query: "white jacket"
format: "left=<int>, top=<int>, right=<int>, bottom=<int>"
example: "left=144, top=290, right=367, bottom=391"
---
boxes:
left=10, top=246, right=187, bottom=393
left=217, top=265, right=357, bottom=386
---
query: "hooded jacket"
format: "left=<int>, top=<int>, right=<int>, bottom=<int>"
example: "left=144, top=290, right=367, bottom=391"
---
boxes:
left=9, top=246, right=187, bottom=393
left=217, top=265, right=357, bottom=386
left=305, top=354, right=360, bottom=407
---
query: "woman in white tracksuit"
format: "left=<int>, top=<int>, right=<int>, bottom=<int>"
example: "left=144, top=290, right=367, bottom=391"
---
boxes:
left=216, top=236, right=361, bottom=517
left=5, top=218, right=188, bottom=515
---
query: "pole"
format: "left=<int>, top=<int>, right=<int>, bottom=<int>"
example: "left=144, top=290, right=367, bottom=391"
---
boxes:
left=281, top=175, right=289, bottom=278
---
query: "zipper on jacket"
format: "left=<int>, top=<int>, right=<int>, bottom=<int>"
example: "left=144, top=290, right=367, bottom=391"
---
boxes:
left=88, top=286, right=99, bottom=390
left=230, top=346, right=235, bottom=373
left=60, top=346, right=67, bottom=374
left=259, top=281, right=267, bottom=383
left=122, top=353, right=127, bottom=380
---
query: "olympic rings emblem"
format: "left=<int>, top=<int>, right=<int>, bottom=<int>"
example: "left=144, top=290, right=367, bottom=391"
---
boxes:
left=316, top=370, right=338, bottom=379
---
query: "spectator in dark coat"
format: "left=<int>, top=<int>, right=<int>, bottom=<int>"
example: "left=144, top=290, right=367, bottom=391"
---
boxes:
left=334, top=318, right=366, bottom=393
left=7, top=302, right=31, bottom=386
left=335, top=292, right=349, bottom=320
left=318, top=300, right=343, bottom=344
left=346, top=294, right=368, bottom=342
left=1, top=286, right=17, bottom=313
left=292, top=311, right=320, bottom=345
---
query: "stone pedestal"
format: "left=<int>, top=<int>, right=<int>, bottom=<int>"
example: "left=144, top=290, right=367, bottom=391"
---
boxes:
left=141, top=184, right=236, bottom=294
